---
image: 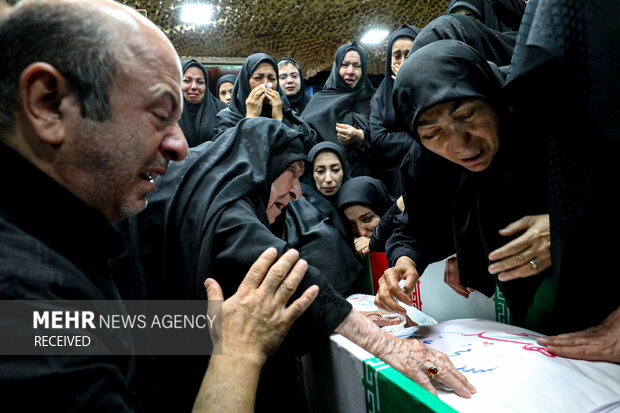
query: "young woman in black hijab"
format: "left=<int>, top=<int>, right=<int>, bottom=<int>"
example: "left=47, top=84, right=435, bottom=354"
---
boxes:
left=376, top=39, right=553, bottom=332
left=178, top=59, right=226, bottom=146
left=215, top=73, right=236, bottom=105
left=504, top=0, right=619, bottom=358
left=447, top=0, right=526, bottom=32
left=369, top=25, right=420, bottom=196
left=338, top=176, right=395, bottom=257
left=214, top=52, right=317, bottom=151
left=301, top=42, right=375, bottom=177
left=277, top=57, right=311, bottom=114
left=285, top=141, right=363, bottom=294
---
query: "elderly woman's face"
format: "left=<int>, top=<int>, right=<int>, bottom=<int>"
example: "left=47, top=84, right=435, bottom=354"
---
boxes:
left=249, top=62, right=278, bottom=91
left=218, top=81, right=234, bottom=105
left=278, top=63, right=301, bottom=96
left=344, top=205, right=381, bottom=238
left=267, top=161, right=304, bottom=224
left=416, top=99, right=499, bottom=172
left=313, top=151, right=344, bottom=197
left=339, top=50, right=362, bottom=88
left=182, top=66, right=206, bottom=104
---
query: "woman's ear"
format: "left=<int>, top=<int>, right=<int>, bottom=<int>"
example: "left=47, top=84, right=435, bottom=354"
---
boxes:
left=19, top=62, right=79, bottom=146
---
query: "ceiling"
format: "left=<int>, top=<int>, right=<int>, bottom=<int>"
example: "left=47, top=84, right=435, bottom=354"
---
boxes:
left=116, top=0, right=450, bottom=77
left=5, top=0, right=450, bottom=78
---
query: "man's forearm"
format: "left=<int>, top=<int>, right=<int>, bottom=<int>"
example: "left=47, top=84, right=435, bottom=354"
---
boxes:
left=192, top=353, right=264, bottom=413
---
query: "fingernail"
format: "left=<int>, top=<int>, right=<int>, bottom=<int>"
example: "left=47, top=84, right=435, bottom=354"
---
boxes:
left=286, top=249, right=299, bottom=258
left=204, top=278, right=212, bottom=289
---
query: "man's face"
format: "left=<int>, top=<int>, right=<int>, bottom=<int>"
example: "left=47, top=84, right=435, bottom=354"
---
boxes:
left=64, top=37, right=188, bottom=221
left=266, top=160, right=304, bottom=224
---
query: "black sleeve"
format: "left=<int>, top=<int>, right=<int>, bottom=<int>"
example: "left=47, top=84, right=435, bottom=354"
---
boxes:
left=385, top=145, right=460, bottom=274
left=369, top=202, right=402, bottom=253
left=213, top=108, right=241, bottom=137
left=284, top=109, right=318, bottom=153
left=368, top=94, right=414, bottom=173
left=0, top=251, right=134, bottom=412
left=210, top=199, right=352, bottom=343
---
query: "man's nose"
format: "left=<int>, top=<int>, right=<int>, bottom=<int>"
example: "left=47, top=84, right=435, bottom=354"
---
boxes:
left=161, top=123, right=188, bottom=162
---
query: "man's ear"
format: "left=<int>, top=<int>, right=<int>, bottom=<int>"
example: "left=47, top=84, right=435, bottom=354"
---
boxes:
left=19, top=62, right=78, bottom=146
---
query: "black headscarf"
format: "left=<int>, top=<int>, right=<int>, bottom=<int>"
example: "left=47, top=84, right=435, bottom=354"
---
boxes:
left=178, top=60, right=226, bottom=146
left=215, top=74, right=237, bottom=103
left=305, top=141, right=351, bottom=204
left=301, top=42, right=375, bottom=177
left=337, top=176, right=397, bottom=253
left=394, top=39, right=505, bottom=142
left=368, top=25, right=419, bottom=196
left=277, top=57, right=311, bottom=114
left=337, top=176, right=394, bottom=218
left=505, top=0, right=619, bottom=333
left=390, top=39, right=549, bottom=328
left=375, top=25, right=420, bottom=127
left=411, top=14, right=516, bottom=66
left=447, top=0, right=525, bottom=32
left=214, top=53, right=317, bottom=152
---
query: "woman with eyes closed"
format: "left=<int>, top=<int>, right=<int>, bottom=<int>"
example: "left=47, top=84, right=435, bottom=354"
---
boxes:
left=215, top=73, right=236, bottom=105
left=377, top=39, right=554, bottom=333
left=214, top=53, right=317, bottom=151
left=369, top=25, right=420, bottom=196
left=301, top=42, right=375, bottom=177
left=284, top=141, right=364, bottom=294
left=178, top=59, right=226, bottom=146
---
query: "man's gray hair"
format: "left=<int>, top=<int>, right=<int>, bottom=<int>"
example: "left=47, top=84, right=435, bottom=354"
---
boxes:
left=0, top=1, right=119, bottom=132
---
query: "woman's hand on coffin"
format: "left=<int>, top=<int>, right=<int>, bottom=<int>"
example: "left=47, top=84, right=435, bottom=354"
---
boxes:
left=538, top=306, right=620, bottom=363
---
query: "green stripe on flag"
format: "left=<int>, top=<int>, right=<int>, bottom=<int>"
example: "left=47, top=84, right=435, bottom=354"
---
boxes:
left=362, top=357, right=459, bottom=413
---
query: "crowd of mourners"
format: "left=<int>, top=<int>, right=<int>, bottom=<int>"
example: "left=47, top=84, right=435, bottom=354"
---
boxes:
left=0, top=0, right=618, bottom=412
